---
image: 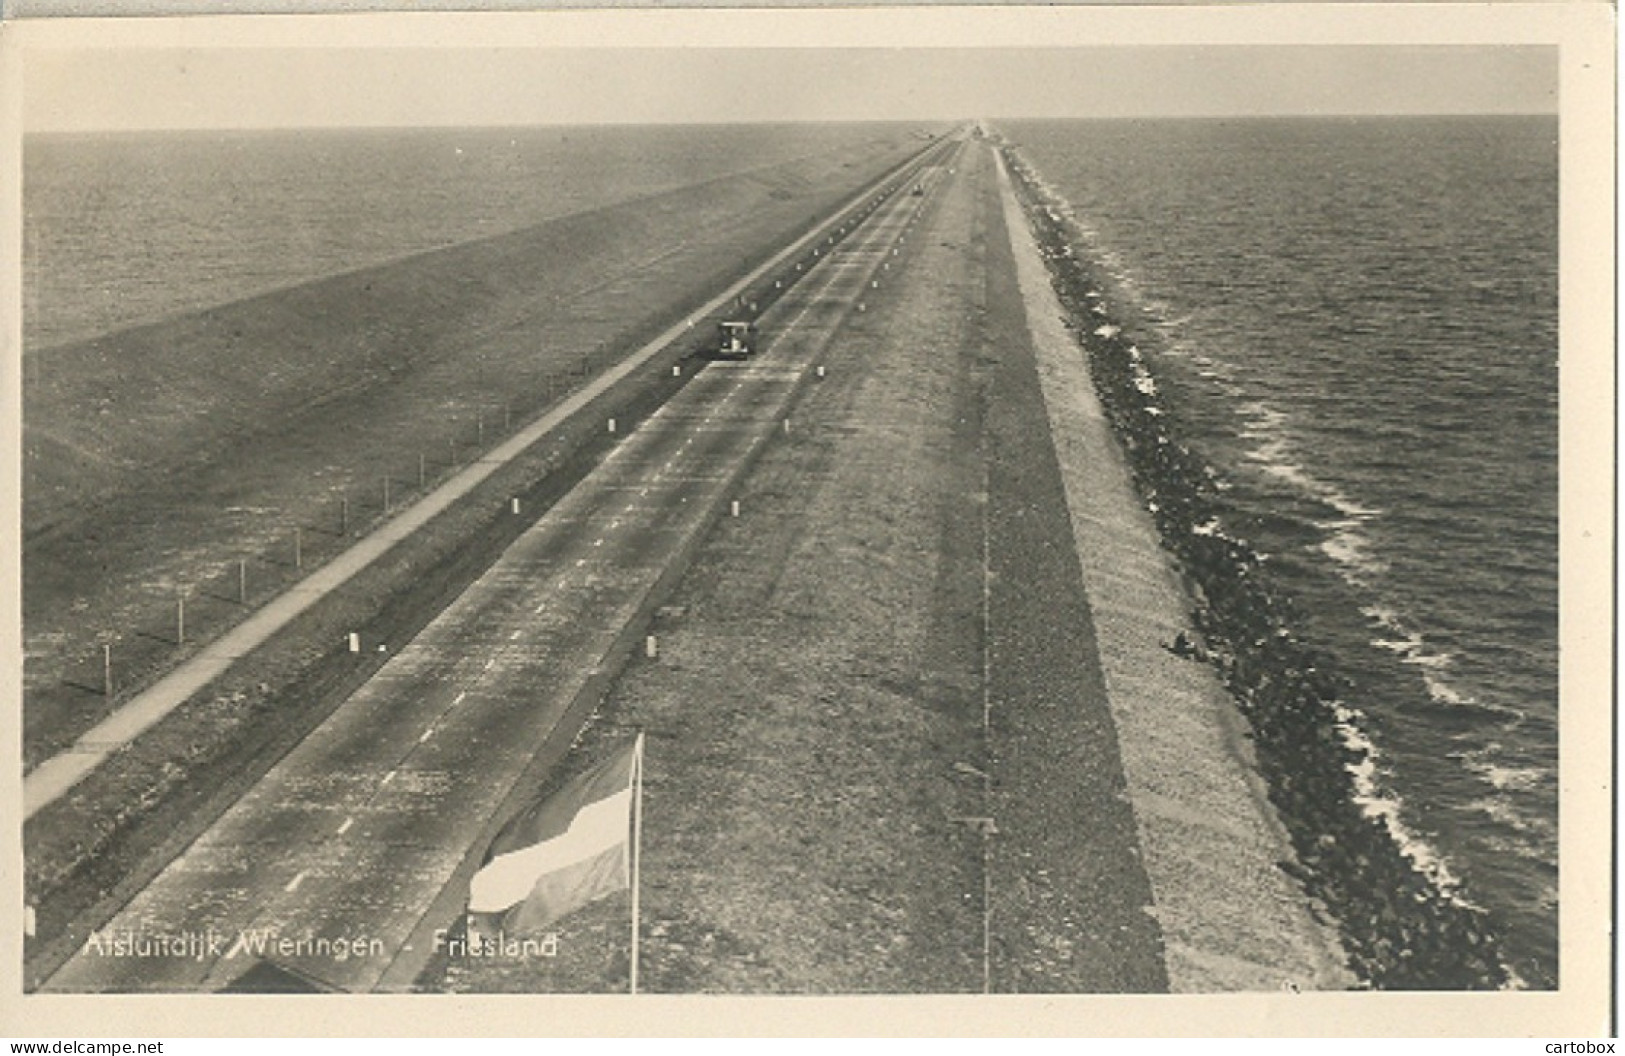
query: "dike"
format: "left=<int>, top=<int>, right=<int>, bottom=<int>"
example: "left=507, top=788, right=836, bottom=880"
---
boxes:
left=996, top=142, right=1508, bottom=991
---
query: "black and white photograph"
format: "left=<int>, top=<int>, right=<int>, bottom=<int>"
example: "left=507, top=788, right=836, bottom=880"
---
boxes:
left=3, top=4, right=1613, bottom=1037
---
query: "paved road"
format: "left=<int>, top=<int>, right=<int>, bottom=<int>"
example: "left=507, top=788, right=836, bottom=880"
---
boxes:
left=45, top=139, right=962, bottom=993
left=23, top=140, right=944, bottom=821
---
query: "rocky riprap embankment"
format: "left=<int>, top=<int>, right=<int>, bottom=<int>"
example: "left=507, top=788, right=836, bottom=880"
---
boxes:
left=998, top=144, right=1509, bottom=991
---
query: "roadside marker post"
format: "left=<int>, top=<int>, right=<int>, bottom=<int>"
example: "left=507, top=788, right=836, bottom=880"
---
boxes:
left=730, top=500, right=740, bottom=518
left=348, top=632, right=360, bottom=654
left=608, top=418, right=617, bottom=434
left=645, top=635, right=658, bottom=659
left=103, top=643, right=113, bottom=698
left=239, top=559, right=248, bottom=604
left=176, top=594, right=185, bottom=645
left=295, top=527, right=303, bottom=569
left=512, top=498, right=521, bottom=515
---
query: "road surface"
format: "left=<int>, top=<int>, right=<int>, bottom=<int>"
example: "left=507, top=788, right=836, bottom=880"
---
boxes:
left=43, top=139, right=960, bottom=993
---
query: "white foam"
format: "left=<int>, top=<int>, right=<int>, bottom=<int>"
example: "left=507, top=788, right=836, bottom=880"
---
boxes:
left=1332, top=702, right=1470, bottom=898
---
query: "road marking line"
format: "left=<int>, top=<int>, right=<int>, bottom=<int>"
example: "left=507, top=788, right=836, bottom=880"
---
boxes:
left=285, top=870, right=308, bottom=893
left=337, top=817, right=353, bottom=835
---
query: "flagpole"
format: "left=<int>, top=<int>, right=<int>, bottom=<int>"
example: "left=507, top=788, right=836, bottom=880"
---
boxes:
left=629, top=732, right=645, bottom=996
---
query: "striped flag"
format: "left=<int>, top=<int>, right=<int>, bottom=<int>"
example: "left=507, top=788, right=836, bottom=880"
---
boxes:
left=469, top=734, right=643, bottom=935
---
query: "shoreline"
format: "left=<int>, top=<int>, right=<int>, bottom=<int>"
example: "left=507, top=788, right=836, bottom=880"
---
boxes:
left=993, top=148, right=1352, bottom=992
left=996, top=139, right=1511, bottom=990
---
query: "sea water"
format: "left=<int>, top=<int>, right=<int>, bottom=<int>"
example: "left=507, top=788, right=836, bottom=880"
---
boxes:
left=1001, top=116, right=1559, bottom=988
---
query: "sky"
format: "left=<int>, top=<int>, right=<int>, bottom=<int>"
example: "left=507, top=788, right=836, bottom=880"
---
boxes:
left=24, top=43, right=1557, bottom=132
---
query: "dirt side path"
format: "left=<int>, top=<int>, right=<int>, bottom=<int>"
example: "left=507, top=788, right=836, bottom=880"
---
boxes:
left=977, top=148, right=1169, bottom=995
left=992, top=151, right=1354, bottom=992
left=429, top=140, right=1179, bottom=995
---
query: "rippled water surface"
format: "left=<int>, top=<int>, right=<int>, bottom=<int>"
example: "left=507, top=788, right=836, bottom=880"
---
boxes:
left=1002, top=116, right=1558, bottom=987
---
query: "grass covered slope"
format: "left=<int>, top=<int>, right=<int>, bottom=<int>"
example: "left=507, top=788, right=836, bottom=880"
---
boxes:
left=23, top=130, right=923, bottom=767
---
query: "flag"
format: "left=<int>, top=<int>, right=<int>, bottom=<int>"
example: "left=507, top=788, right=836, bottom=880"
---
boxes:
left=468, top=735, right=642, bottom=935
